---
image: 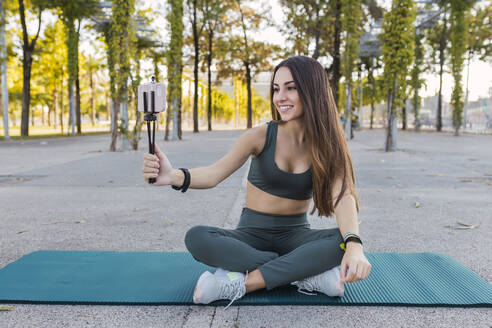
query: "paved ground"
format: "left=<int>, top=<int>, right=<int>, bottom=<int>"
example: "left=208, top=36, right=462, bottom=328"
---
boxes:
left=0, top=127, right=491, bottom=328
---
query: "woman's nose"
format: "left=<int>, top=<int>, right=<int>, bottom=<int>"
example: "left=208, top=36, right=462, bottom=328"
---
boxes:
left=277, top=88, right=287, bottom=100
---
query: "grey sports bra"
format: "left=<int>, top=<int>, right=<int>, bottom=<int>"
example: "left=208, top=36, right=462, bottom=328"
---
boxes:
left=247, top=120, right=313, bottom=200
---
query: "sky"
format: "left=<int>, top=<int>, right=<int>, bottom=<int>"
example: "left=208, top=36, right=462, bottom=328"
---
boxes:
left=86, top=0, right=491, bottom=102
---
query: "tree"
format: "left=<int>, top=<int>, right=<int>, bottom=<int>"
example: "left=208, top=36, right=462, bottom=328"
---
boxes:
left=34, top=20, right=67, bottom=130
left=280, top=0, right=383, bottom=108
left=280, top=0, right=338, bottom=102
left=109, top=0, right=135, bottom=151
left=425, top=9, right=449, bottom=132
left=341, top=0, right=362, bottom=140
left=449, top=0, right=473, bottom=136
left=166, top=0, right=183, bottom=141
left=201, top=0, right=228, bottom=131
left=361, top=55, right=381, bottom=129
left=186, top=0, right=206, bottom=133
left=42, top=1, right=97, bottom=135
left=463, top=2, right=491, bottom=121
left=0, top=0, right=10, bottom=139
left=18, top=0, right=44, bottom=137
left=219, top=0, right=278, bottom=129
left=83, top=53, right=103, bottom=127
left=381, top=0, right=416, bottom=151
left=410, top=28, right=425, bottom=132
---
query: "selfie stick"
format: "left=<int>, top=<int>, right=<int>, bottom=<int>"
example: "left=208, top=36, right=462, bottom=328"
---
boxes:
left=144, top=76, right=158, bottom=184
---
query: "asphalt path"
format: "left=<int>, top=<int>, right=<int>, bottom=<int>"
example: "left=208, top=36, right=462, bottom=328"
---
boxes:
left=0, top=127, right=491, bottom=327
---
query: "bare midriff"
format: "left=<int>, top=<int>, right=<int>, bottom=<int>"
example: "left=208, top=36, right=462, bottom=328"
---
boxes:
left=244, top=180, right=311, bottom=215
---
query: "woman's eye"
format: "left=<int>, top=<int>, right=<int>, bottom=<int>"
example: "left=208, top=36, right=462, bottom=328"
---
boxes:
left=273, top=88, right=279, bottom=92
left=288, top=87, right=296, bottom=90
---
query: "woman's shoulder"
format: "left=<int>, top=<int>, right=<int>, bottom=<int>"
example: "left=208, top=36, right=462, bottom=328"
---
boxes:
left=250, top=121, right=271, bottom=158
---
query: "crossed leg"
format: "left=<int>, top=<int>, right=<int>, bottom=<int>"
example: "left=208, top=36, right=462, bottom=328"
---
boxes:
left=185, top=225, right=345, bottom=293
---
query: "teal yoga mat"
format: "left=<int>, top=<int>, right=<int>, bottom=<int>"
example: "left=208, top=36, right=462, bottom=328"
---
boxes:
left=0, top=251, right=491, bottom=307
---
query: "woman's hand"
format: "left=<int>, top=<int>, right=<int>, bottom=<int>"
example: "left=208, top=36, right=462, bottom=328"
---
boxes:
left=142, top=143, right=174, bottom=186
left=340, top=244, right=372, bottom=283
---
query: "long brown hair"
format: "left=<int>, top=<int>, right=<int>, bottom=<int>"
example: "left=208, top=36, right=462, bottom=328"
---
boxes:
left=270, top=56, right=359, bottom=217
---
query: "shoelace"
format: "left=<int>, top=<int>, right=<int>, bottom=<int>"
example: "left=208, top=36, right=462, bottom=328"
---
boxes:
left=291, top=280, right=318, bottom=296
left=223, top=271, right=248, bottom=310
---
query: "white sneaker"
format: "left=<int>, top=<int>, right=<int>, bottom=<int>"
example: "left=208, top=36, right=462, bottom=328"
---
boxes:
left=213, top=267, right=228, bottom=277
left=291, top=265, right=344, bottom=297
left=193, top=269, right=248, bottom=309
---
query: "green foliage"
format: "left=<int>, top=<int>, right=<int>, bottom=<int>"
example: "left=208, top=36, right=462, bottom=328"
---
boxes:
left=279, top=0, right=333, bottom=58
left=449, top=0, right=473, bottom=133
left=381, top=0, right=416, bottom=111
left=342, top=0, right=362, bottom=85
left=410, top=30, right=424, bottom=129
left=467, top=3, right=492, bottom=62
left=111, top=0, right=135, bottom=102
left=166, top=0, right=184, bottom=123
left=212, top=89, right=234, bottom=121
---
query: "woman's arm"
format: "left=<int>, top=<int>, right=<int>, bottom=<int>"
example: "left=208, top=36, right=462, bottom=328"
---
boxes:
left=332, top=178, right=371, bottom=283
left=143, top=127, right=260, bottom=189
left=334, top=193, right=362, bottom=252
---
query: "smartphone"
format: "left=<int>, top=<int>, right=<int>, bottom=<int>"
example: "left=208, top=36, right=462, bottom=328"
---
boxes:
left=137, top=82, right=167, bottom=113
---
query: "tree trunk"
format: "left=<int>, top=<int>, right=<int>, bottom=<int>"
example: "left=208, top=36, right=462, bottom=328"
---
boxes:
left=30, top=103, right=34, bottom=127
left=90, top=71, right=95, bottom=126
left=165, top=103, right=171, bottom=141
left=0, top=0, right=9, bottom=139
left=51, top=88, right=57, bottom=128
left=207, top=29, right=213, bottom=131
left=368, top=59, right=375, bottom=129
left=69, top=81, right=75, bottom=135
left=59, top=78, right=64, bottom=134
left=331, top=0, right=342, bottom=107
left=312, top=7, right=320, bottom=59
left=385, top=79, right=398, bottom=152
left=110, top=98, right=119, bottom=151
left=344, top=84, right=352, bottom=141
left=245, top=61, right=252, bottom=129
left=76, top=75, right=81, bottom=134
left=20, top=51, right=33, bottom=136
left=106, top=92, right=110, bottom=121
left=192, top=1, right=199, bottom=133
left=437, top=17, right=446, bottom=132
left=402, top=100, right=407, bottom=130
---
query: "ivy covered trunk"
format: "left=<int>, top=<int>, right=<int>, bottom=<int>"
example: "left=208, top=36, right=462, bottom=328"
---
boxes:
left=381, top=0, right=416, bottom=151
left=450, top=0, right=470, bottom=136
left=437, top=16, right=447, bottom=132
left=19, top=0, right=42, bottom=137
left=166, top=0, right=183, bottom=141
left=1, top=0, right=9, bottom=139
left=66, top=19, right=77, bottom=136
left=411, top=30, right=423, bottom=132
left=192, top=0, right=200, bottom=133
left=368, top=58, right=375, bottom=129
left=207, top=29, right=213, bottom=131
left=341, top=0, right=361, bottom=140
left=110, top=0, right=134, bottom=150
left=331, top=0, right=342, bottom=107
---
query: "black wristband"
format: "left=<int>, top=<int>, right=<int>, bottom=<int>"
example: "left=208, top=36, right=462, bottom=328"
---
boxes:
left=344, top=236, right=362, bottom=246
left=171, top=167, right=190, bottom=192
left=180, top=168, right=190, bottom=193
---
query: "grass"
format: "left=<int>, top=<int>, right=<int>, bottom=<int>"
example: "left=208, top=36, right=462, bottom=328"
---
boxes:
left=0, top=124, right=110, bottom=141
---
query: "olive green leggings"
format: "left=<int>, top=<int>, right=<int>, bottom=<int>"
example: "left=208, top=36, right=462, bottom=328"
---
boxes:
left=185, top=207, right=345, bottom=290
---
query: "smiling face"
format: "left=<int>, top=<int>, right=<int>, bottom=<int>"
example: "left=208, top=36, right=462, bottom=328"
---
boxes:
left=272, top=66, right=303, bottom=121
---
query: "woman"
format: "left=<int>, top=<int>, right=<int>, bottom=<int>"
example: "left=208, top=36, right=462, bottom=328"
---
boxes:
left=142, top=56, right=371, bottom=308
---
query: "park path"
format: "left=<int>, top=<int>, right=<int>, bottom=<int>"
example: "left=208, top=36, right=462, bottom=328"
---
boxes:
left=0, top=128, right=491, bottom=327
